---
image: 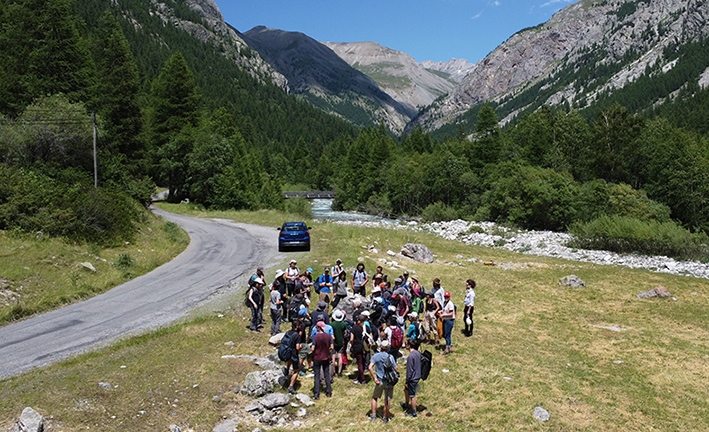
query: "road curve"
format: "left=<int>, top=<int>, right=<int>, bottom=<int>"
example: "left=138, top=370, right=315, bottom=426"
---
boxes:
left=0, top=207, right=279, bottom=379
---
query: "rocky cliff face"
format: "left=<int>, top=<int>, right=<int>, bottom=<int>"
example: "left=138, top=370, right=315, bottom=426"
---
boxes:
left=145, top=0, right=286, bottom=88
left=323, top=41, right=456, bottom=113
left=420, top=58, right=477, bottom=83
left=414, top=0, right=709, bottom=131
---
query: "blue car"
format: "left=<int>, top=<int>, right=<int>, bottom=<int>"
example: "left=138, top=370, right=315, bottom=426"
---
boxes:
left=278, top=222, right=311, bottom=252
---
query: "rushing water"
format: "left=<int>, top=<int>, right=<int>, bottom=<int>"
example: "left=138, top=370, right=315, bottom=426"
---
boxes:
left=310, top=199, right=393, bottom=223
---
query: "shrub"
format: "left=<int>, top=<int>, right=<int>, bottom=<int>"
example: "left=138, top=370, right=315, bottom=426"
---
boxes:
left=568, top=215, right=709, bottom=261
left=421, top=201, right=458, bottom=222
left=284, top=196, right=313, bottom=220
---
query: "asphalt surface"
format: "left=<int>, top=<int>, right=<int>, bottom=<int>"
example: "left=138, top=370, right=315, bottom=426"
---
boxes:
left=0, top=207, right=280, bottom=379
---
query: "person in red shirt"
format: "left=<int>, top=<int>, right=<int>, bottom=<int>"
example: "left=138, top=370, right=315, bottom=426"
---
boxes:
left=312, top=321, right=333, bottom=400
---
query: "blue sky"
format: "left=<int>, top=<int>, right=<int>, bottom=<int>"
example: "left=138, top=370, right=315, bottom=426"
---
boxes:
left=219, top=0, right=578, bottom=63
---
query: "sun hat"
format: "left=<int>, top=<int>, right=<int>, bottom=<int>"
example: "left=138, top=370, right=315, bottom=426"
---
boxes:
left=361, top=310, right=371, bottom=317
left=388, top=305, right=396, bottom=312
left=253, top=277, right=264, bottom=285
left=275, top=269, right=284, bottom=278
left=408, top=312, right=418, bottom=319
left=333, top=310, right=345, bottom=321
left=290, top=259, right=297, bottom=264
left=375, top=296, right=384, bottom=304
left=465, top=316, right=472, bottom=325
left=316, top=321, right=326, bottom=329
left=317, top=301, right=327, bottom=310
left=336, top=258, right=342, bottom=263
left=379, top=339, right=391, bottom=349
left=372, top=285, right=382, bottom=294
left=394, top=277, right=403, bottom=284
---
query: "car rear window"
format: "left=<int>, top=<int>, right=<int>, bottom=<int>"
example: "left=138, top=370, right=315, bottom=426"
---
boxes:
left=282, top=224, right=306, bottom=232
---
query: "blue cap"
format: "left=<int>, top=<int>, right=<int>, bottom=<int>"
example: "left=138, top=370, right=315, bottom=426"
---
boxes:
left=375, top=296, right=384, bottom=304
left=307, top=268, right=313, bottom=273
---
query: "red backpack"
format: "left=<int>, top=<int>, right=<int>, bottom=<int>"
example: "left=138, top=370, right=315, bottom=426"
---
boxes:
left=390, top=326, right=403, bottom=349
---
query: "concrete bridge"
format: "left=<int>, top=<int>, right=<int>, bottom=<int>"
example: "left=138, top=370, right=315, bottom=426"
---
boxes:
left=284, top=191, right=335, bottom=199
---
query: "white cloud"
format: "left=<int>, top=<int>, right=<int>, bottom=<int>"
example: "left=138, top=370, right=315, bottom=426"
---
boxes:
left=540, top=0, right=573, bottom=7
left=472, top=11, right=483, bottom=19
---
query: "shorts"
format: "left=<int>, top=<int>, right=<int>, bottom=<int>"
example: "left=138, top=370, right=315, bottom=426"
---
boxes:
left=406, top=381, right=420, bottom=398
left=335, top=346, right=345, bottom=354
left=299, top=344, right=312, bottom=360
left=290, top=356, right=300, bottom=370
left=372, top=382, right=394, bottom=400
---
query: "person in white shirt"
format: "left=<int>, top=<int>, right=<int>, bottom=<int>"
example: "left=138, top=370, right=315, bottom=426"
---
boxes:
left=285, top=260, right=300, bottom=297
left=438, top=291, right=456, bottom=355
left=463, top=279, right=476, bottom=337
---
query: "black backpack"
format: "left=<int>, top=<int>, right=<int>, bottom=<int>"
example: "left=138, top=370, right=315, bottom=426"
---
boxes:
left=278, top=331, right=297, bottom=362
left=382, top=354, right=399, bottom=385
left=421, top=350, right=432, bottom=381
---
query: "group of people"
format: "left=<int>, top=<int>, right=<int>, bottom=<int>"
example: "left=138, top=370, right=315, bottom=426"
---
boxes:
left=244, top=260, right=477, bottom=422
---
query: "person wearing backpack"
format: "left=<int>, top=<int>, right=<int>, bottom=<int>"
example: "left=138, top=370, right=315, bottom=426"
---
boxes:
left=281, top=320, right=303, bottom=394
left=400, top=339, right=422, bottom=417
left=331, top=310, right=348, bottom=378
left=246, top=277, right=265, bottom=332
left=368, top=339, right=398, bottom=423
left=385, top=316, right=404, bottom=361
left=406, top=312, right=426, bottom=344
left=350, top=315, right=367, bottom=384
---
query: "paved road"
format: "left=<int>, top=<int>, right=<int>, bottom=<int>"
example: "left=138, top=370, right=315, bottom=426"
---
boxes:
left=0, top=208, right=279, bottom=379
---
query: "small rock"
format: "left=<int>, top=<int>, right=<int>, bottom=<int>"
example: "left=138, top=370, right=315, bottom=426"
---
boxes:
left=292, top=421, right=303, bottom=428
left=559, top=275, right=586, bottom=288
left=224, top=341, right=234, bottom=346
left=297, top=407, right=307, bottom=417
left=212, top=395, right=221, bottom=403
left=246, top=401, right=264, bottom=413
left=212, top=418, right=239, bottom=432
left=78, top=262, right=97, bottom=272
left=636, top=286, right=672, bottom=299
left=14, top=407, right=43, bottom=432
left=442, top=369, right=450, bottom=373
left=169, top=425, right=181, bottom=432
left=269, top=333, right=285, bottom=346
left=534, top=406, right=550, bottom=421
left=98, top=382, right=112, bottom=389
left=295, top=393, right=315, bottom=406
left=233, top=385, right=240, bottom=394
left=387, top=250, right=396, bottom=256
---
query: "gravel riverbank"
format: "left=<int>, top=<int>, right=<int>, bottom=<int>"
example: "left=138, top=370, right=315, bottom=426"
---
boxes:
left=333, top=218, right=709, bottom=280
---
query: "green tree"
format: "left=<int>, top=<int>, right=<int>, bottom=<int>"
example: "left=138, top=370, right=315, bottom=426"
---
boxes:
left=469, top=102, right=503, bottom=167
left=0, top=0, right=94, bottom=116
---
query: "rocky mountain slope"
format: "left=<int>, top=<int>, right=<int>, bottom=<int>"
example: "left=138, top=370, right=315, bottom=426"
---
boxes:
left=413, top=0, right=709, bottom=132
left=322, top=41, right=457, bottom=113
left=420, top=58, right=477, bottom=83
left=240, top=27, right=413, bottom=133
left=147, top=0, right=286, bottom=88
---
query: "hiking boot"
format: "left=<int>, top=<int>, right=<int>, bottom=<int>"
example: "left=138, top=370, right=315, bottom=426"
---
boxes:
left=369, top=414, right=377, bottom=422
left=407, top=410, right=418, bottom=418
left=287, top=386, right=297, bottom=394
left=382, top=417, right=390, bottom=423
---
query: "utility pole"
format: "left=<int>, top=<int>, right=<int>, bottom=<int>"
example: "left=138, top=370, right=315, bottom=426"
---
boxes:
left=91, top=111, right=97, bottom=188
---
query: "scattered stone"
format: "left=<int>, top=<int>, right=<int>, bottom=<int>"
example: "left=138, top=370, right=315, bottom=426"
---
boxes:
left=259, top=392, right=291, bottom=409
left=387, top=250, right=396, bottom=256
left=252, top=428, right=262, bottom=432
left=169, top=425, right=181, bottom=432
left=259, top=410, right=276, bottom=425
left=212, top=395, right=221, bottom=403
left=400, top=243, right=434, bottom=263
left=503, top=377, right=513, bottom=381
left=13, top=407, right=43, bottom=432
left=78, top=262, right=97, bottom=272
left=98, top=382, right=112, bottom=389
left=212, top=418, right=239, bottom=432
left=241, top=370, right=282, bottom=397
left=636, top=286, right=672, bottom=299
left=590, top=324, right=627, bottom=332
left=442, top=369, right=450, bottom=373
left=613, top=360, right=624, bottom=364
left=534, top=406, right=550, bottom=421
left=292, top=420, right=304, bottom=427
left=234, top=385, right=241, bottom=394
left=357, top=257, right=365, bottom=262
left=295, top=393, right=315, bottom=407
left=269, top=332, right=285, bottom=346
left=297, top=407, right=307, bottom=418
left=224, top=341, right=234, bottom=346
left=246, top=401, right=264, bottom=413
left=559, top=275, right=586, bottom=287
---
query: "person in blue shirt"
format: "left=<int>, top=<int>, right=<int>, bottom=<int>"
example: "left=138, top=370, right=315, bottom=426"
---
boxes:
left=315, top=266, right=334, bottom=312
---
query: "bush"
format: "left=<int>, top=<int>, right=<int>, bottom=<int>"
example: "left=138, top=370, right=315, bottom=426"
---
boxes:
left=568, top=215, right=709, bottom=261
left=284, top=196, right=313, bottom=220
left=421, top=201, right=458, bottom=222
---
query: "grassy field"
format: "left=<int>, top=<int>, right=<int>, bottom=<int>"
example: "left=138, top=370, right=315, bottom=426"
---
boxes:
left=1, top=204, right=708, bottom=431
left=0, top=207, right=189, bottom=326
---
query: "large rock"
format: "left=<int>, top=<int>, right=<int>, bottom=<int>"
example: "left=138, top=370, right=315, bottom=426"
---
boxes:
left=269, top=333, right=285, bottom=346
left=559, top=275, right=586, bottom=288
left=636, top=286, right=672, bottom=299
left=211, top=418, right=239, bottom=432
left=259, top=393, right=291, bottom=409
left=241, top=369, right=282, bottom=397
left=13, top=407, right=43, bottom=432
left=400, top=243, right=434, bottom=264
